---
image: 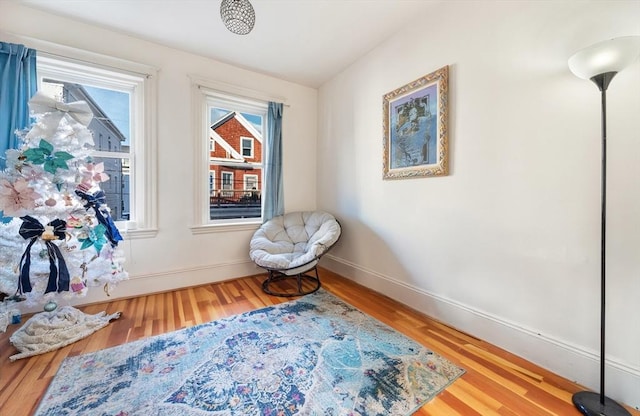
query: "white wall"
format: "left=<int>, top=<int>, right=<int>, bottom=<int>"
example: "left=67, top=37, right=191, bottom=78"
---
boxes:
left=318, top=0, right=640, bottom=409
left=0, top=3, right=318, bottom=301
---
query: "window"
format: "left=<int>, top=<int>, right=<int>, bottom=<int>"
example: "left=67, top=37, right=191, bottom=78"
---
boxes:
left=244, top=174, right=258, bottom=191
left=37, top=53, right=157, bottom=236
left=42, top=78, right=129, bottom=220
left=221, top=171, right=234, bottom=197
left=209, top=170, right=216, bottom=195
left=241, top=137, right=253, bottom=158
left=193, top=80, right=267, bottom=228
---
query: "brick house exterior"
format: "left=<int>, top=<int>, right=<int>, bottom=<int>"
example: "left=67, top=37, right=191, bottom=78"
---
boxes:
left=209, top=112, right=262, bottom=202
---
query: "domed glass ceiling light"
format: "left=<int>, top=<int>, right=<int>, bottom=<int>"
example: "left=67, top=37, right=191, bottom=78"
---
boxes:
left=568, top=35, right=640, bottom=416
left=220, top=0, right=255, bottom=35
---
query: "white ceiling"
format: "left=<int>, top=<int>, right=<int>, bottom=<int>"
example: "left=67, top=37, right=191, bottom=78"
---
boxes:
left=16, top=0, right=439, bottom=88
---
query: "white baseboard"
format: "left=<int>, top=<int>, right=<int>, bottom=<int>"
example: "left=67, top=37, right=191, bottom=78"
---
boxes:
left=321, top=254, right=640, bottom=411
left=15, top=260, right=262, bottom=314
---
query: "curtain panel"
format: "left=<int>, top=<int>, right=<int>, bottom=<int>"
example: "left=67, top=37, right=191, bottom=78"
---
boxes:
left=264, top=101, right=283, bottom=221
left=0, top=42, right=37, bottom=169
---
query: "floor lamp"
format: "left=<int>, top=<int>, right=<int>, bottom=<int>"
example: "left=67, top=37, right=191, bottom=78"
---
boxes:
left=568, top=36, right=640, bottom=416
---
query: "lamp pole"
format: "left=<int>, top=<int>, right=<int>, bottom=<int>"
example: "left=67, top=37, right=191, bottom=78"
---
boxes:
left=571, top=72, right=630, bottom=416
left=594, top=72, right=613, bottom=407
left=591, top=70, right=615, bottom=406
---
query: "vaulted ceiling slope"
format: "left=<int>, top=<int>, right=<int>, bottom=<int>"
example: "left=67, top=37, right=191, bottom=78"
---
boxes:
left=14, top=0, right=439, bottom=88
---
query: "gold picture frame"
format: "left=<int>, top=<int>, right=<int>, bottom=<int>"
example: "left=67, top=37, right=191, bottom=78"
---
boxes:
left=383, top=65, right=449, bottom=179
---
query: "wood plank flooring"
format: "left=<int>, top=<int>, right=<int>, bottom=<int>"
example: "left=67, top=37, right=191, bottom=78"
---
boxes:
left=0, top=268, right=637, bottom=415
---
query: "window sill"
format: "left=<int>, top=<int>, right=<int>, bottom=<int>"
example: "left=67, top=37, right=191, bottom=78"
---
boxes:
left=121, top=228, right=159, bottom=239
left=190, top=222, right=260, bottom=235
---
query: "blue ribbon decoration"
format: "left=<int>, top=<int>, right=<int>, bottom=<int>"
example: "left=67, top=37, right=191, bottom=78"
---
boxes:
left=0, top=210, right=13, bottom=224
left=75, top=189, right=123, bottom=247
left=18, top=216, right=70, bottom=294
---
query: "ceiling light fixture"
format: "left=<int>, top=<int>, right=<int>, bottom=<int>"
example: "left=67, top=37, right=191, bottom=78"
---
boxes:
left=220, top=0, right=255, bottom=35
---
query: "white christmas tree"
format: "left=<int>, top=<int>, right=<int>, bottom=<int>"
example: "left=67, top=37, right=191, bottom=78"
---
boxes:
left=0, top=92, right=126, bottom=359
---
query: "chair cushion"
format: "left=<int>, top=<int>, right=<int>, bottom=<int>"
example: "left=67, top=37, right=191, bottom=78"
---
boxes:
left=249, top=211, right=341, bottom=273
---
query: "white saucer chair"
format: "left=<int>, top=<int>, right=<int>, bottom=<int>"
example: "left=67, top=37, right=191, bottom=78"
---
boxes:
left=249, top=211, right=341, bottom=297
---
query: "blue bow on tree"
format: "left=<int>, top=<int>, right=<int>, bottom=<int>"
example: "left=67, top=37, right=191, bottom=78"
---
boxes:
left=18, top=216, right=70, bottom=294
left=75, top=189, right=123, bottom=247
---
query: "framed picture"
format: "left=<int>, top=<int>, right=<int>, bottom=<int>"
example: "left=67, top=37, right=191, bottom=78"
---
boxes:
left=383, top=65, right=449, bottom=179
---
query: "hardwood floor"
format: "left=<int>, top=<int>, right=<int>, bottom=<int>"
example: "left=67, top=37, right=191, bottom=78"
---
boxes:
left=0, top=268, right=637, bottom=415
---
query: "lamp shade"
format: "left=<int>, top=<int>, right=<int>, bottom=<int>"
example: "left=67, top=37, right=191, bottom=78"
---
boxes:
left=568, top=36, right=640, bottom=79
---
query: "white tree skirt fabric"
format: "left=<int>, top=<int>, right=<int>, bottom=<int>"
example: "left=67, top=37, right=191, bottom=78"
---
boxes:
left=9, top=306, right=120, bottom=361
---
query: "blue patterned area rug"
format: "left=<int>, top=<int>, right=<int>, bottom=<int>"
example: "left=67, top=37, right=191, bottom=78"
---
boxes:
left=35, top=289, right=464, bottom=415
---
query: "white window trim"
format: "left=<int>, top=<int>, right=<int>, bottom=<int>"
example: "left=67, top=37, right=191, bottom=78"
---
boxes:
left=189, top=76, right=284, bottom=233
left=34, top=50, right=158, bottom=239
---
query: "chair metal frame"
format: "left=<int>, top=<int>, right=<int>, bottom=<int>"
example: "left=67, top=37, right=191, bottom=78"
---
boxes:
left=261, top=264, right=322, bottom=297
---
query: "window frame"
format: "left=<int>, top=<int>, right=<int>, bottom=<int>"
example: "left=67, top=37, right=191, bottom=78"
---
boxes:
left=191, top=76, right=276, bottom=233
left=209, top=170, right=216, bottom=195
left=36, top=52, right=158, bottom=238
left=241, top=136, right=254, bottom=158
left=221, top=171, right=234, bottom=197
left=244, top=174, right=258, bottom=191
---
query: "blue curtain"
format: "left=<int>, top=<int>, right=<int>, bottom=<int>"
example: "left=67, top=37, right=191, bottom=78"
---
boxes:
left=263, top=102, right=283, bottom=221
left=0, top=42, right=37, bottom=170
